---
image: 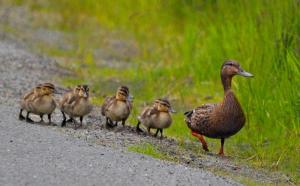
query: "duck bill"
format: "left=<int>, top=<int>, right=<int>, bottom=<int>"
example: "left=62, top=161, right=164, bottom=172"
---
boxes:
left=83, top=92, right=89, bottom=98
left=169, top=108, right=176, bottom=113
left=238, top=68, right=254, bottom=77
left=128, top=94, right=134, bottom=101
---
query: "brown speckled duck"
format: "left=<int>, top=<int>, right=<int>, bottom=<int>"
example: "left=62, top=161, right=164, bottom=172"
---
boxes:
left=136, top=98, right=175, bottom=138
left=101, top=86, right=132, bottom=127
left=184, top=60, right=253, bottom=155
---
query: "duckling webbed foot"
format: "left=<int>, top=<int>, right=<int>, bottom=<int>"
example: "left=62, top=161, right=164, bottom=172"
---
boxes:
left=66, top=118, right=74, bottom=123
left=106, top=118, right=116, bottom=128
left=191, top=131, right=209, bottom=152
left=19, top=109, right=25, bottom=120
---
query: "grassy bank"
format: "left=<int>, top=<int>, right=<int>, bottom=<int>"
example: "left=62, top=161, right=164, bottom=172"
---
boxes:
left=4, top=0, right=300, bottom=182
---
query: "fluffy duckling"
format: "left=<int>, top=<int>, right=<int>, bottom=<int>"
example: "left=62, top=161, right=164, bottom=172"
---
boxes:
left=136, top=98, right=175, bottom=138
left=59, top=85, right=92, bottom=129
left=19, top=83, right=57, bottom=123
left=19, top=85, right=42, bottom=122
left=101, top=86, right=132, bottom=127
left=184, top=60, right=253, bottom=155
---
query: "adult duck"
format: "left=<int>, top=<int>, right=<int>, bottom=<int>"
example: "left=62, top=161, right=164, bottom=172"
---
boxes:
left=184, top=60, right=253, bottom=155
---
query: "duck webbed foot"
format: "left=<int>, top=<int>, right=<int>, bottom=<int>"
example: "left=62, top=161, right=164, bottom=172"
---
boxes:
left=106, top=118, right=116, bottom=128
left=191, top=131, right=209, bottom=152
left=66, top=118, right=74, bottom=123
left=19, top=109, right=25, bottom=120
left=218, top=138, right=225, bottom=156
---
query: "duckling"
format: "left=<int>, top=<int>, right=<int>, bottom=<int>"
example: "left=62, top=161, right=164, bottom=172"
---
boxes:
left=60, top=85, right=92, bottom=129
left=19, top=85, right=43, bottom=122
left=101, top=86, right=132, bottom=127
left=184, top=60, right=253, bottom=155
left=136, top=98, right=175, bottom=138
left=20, top=83, right=57, bottom=123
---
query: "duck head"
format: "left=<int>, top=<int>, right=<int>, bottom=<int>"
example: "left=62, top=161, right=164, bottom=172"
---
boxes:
left=116, top=86, right=133, bottom=101
left=155, top=98, right=176, bottom=113
left=221, top=60, right=253, bottom=91
left=77, top=85, right=89, bottom=98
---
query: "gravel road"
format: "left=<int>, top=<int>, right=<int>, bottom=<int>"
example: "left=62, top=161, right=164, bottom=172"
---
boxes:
left=0, top=38, right=241, bottom=185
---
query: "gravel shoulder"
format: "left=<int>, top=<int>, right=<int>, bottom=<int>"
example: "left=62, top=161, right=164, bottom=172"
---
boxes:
left=0, top=105, right=237, bottom=186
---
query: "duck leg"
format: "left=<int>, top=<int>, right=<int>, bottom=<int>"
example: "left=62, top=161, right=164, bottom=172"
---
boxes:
left=136, top=121, right=143, bottom=132
left=48, top=114, right=52, bottom=124
left=154, top=129, right=159, bottom=137
left=218, top=138, right=225, bottom=155
left=40, top=114, right=44, bottom=122
left=72, top=117, right=78, bottom=130
left=147, top=127, right=151, bottom=135
left=160, top=129, right=163, bottom=139
left=79, top=116, right=83, bottom=128
left=114, top=121, right=118, bottom=127
left=121, top=119, right=126, bottom=127
left=19, top=109, right=25, bottom=120
left=106, top=118, right=114, bottom=128
left=26, top=112, right=34, bottom=123
left=61, top=111, right=66, bottom=127
left=66, top=118, right=74, bottom=123
left=191, top=131, right=209, bottom=151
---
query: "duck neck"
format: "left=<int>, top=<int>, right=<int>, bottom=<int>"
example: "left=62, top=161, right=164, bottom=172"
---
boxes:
left=221, top=73, right=233, bottom=92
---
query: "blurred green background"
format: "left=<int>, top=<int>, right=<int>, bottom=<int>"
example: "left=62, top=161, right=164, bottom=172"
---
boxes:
left=3, top=0, right=300, bottom=181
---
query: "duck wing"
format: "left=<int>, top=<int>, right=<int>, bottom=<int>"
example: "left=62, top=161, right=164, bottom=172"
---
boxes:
left=184, top=103, right=218, bottom=131
left=138, top=106, right=159, bottom=121
left=22, top=91, right=34, bottom=100
left=59, top=92, right=76, bottom=109
left=101, top=96, right=115, bottom=116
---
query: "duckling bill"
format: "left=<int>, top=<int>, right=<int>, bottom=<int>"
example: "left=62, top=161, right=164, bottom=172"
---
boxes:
left=136, top=98, right=175, bottom=138
left=101, top=86, right=132, bottom=127
left=184, top=60, right=253, bottom=155
left=59, top=85, right=92, bottom=129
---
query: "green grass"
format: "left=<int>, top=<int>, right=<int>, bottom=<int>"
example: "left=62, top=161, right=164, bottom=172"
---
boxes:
left=3, top=0, right=300, bottom=182
left=127, top=143, right=171, bottom=160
